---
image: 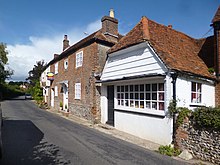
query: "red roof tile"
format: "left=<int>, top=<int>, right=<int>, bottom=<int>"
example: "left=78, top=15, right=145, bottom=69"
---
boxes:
left=108, top=16, right=214, bottom=79
left=212, top=6, right=220, bottom=23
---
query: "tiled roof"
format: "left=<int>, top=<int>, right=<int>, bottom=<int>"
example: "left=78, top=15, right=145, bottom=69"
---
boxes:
left=212, top=6, right=220, bottom=23
left=47, top=29, right=121, bottom=67
left=108, top=16, right=214, bottom=79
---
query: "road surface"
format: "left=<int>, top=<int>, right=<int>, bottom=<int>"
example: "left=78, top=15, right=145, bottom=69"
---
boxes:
left=0, top=97, right=187, bottom=165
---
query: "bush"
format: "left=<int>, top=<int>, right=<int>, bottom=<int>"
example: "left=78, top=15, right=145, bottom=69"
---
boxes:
left=192, top=107, right=220, bottom=130
left=158, top=145, right=181, bottom=156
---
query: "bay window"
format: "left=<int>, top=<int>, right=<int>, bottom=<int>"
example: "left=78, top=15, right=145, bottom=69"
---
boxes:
left=116, top=83, right=165, bottom=111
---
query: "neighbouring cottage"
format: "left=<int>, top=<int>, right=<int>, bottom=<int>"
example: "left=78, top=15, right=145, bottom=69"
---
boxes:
left=100, top=6, right=220, bottom=145
left=40, top=9, right=121, bottom=121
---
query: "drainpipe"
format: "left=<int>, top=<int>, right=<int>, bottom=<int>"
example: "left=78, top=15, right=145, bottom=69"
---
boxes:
left=171, top=72, right=178, bottom=144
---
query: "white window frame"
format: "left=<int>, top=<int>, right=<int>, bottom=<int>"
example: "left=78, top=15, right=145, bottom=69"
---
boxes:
left=75, top=83, right=81, bottom=99
left=64, top=59, right=68, bottom=70
left=76, top=51, right=83, bottom=68
left=55, top=86, right=58, bottom=96
left=115, top=80, right=165, bottom=116
left=55, top=62, right=58, bottom=74
left=191, top=82, right=202, bottom=103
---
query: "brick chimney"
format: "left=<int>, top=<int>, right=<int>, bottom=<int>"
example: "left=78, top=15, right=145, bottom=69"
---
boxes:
left=101, top=9, right=118, bottom=42
left=63, top=35, right=69, bottom=51
left=211, top=6, right=220, bottom=106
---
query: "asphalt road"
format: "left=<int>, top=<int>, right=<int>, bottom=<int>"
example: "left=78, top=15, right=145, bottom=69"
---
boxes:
left=0, top=97, right=187, bottom=165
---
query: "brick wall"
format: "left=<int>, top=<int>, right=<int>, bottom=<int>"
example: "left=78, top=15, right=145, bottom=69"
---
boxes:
left=47, top=42, right=111, bottom=122
left=215, top=82, right=220, bottom=106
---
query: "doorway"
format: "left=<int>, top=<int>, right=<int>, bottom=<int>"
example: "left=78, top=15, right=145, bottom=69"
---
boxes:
left=106, top=85, right=114, bottom=126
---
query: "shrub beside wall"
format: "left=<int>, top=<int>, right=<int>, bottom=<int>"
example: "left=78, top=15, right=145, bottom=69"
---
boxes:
left=175, top=107, right=220, bottom=164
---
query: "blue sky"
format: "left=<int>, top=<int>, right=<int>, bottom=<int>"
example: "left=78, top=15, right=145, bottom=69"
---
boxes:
left=0, top=0, right=219, bottom=81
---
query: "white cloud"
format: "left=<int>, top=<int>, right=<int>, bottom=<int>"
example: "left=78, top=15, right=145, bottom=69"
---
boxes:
left=6, top=19, right=101, bottom=81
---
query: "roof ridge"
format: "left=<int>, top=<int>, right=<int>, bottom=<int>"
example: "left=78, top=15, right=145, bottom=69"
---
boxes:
left=212, top=5, right=220, bottom=23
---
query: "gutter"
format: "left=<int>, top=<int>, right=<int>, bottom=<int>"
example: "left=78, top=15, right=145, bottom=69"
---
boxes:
left=170, top=72, right=178, bottom=144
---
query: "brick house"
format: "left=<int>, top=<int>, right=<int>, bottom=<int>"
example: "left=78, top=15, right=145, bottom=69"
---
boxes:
left=100, top=6, right=220, bottom=145
left=40, top=10, right=121, bottom=121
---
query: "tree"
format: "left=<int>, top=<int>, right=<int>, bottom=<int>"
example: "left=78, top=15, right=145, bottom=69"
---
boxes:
left=26, top=60, right=46, bottom=85
left=0, top=43, right=13, bottom=83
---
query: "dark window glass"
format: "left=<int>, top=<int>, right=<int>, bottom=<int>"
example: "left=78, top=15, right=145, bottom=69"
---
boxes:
left=152, top=84, right=157, bottom=91
left=135, top=85, right=139, bottom=91
left=146, top=84, right=150, bottom=91
left=140, top=84, right=144, bottom=91
left=130, top=85, right=133, bottom=91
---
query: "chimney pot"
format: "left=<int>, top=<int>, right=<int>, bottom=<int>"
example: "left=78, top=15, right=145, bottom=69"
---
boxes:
left=168, top=25, right=173, bottom=29
left=109, top=9, right=114, bottom=18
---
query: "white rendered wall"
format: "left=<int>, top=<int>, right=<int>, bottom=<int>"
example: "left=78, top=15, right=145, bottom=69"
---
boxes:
left=176, top=77, right=215, bottom=108
left=115, top=111, right=173, bottom=145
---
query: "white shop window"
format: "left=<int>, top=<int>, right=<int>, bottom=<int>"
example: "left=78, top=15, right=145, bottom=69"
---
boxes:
left=75, top=83, right=81, bottom=99
left=76, top=51, right=83, bottom=68
left=116, top=83, right=165, bottom=111
left=191, top=82, right=202, bottom=103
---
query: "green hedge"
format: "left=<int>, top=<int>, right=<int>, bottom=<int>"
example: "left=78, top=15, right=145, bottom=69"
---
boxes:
left=192, top=107, right=220, bottom=130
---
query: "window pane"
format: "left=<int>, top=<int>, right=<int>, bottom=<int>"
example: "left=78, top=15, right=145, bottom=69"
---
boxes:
left=198, top=94, right=202, bottom=103
left=140, top=101, right=144, bottom=108
left=125, top=93, right=128, bottom=99
left=159, top=83, right=164, bottom=91
left=197, top=83, right=201, bottom=92
left=152, top=93, right=157, bottom=100
left=135, top=101, right=139, bottom=108
left=152, top=84, right=157, bottom=91
left=125, top=100, right=129, bottom=106
left=130, top=100, right=134, bottom=107
left=192, top=82, right=196, bottom=92
left=146, top=101, right=151, bottom=108
left=135, top=93, right=139, bottom=99
left=130, top=85, right=133, bottom=91
left=117, top=86, right=120, bottom=92
left=121, top=86, right=124, bottom=92
left=146, top=84, right=150, bottom=91
left=121, top=100, right=124, bottom=106
left=125, top=85, right=128, bottom=92
left=152, top=102, right=157, bottom=110
left=140, top=93, right=144, bottom=100
left=146, top=93, right=151, bottom=100
left=130, top=93, right=134, bottom=99
left=191, top=92, right=196, bottom=102
left=159, top=102, right=164, bottom=110
left=140, top=84, right=144, bottom=91
left=121, top=93, right=124, bottom=99
left=118, top=100, right=120, bottom=105
left=135, top=85, right=139, bottom=91
left=117, top=93, right=120, bottom=99
left=159, top=93, right=164, bottom=101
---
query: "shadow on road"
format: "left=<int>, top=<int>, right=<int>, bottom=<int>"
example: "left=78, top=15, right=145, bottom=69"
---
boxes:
left=0, top=120, right=68, bottom=165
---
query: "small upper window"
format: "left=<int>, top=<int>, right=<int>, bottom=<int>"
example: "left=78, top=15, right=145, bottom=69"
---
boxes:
left=64, top=59, right=68, bottom=70
left=75, top=83, right=81, bottom=99
left=55, top=63, right=58, bottom=74
left=191, top=82, right=202, bottom=103
left=76, top=51, right=83, bottom=68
